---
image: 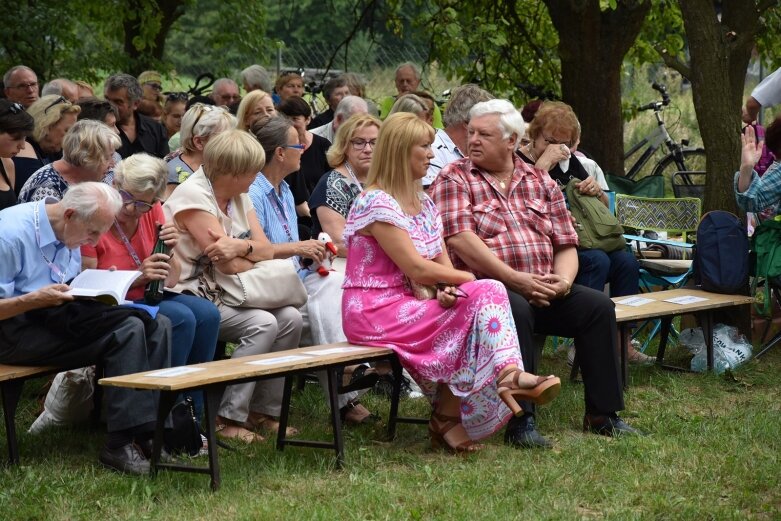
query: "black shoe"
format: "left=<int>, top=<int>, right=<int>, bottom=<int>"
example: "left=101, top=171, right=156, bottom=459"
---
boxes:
left=138, top=438, right=174, bottom=462
left=583, top=413, right=644, bottom=437
left=337, top=364, right=380, bottom=394
left=372, top=373, right=411, bottom=399
left=99, top=442, right=151, bottom=475
left=504, top=414, right=552, bottom=449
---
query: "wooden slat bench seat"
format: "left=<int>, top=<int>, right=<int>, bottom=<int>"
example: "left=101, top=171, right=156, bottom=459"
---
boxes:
left=100, top=342, right=406, bottom=491
left=0, top=364, right=59, bottom=464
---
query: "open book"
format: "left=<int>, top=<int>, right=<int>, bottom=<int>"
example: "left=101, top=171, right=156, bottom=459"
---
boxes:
left=66, top=269, right=142, bottom=305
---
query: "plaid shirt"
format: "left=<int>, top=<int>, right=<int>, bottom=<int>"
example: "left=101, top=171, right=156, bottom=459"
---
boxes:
left=734, top=162, right=781, bottom=214
left=429, top=155, right=578, bottom=278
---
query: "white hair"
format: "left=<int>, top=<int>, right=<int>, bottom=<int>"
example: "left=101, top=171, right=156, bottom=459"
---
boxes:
left=180, top=104, right=236, bottom=153
left=395, top=62, right=421, bottom=80
left=61, top=181, right=122, bottom=219
left=469, top=99, right=525, bottom=147
left=113, top=153, right=168, bottom=198
left=335, top=95, right=368, bottom=120
left=241, top=65, right=273, bottom=93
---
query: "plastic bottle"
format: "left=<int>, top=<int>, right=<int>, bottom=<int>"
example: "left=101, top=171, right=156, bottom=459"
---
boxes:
left=144, top=224, right=169, bottom=305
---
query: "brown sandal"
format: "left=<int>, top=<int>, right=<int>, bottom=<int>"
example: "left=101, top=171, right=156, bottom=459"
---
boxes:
left=428, top=412, right=482, bottom=454
left=245, top=412, right=299, bottom=438
left=497, top=368, right=561, bottom=416
left=215, top=416, right=265, bottom=444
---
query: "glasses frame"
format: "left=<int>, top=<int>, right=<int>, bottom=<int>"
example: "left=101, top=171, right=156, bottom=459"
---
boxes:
left=349, top=138, right=377, bottom=151
left=543, top=135, right=573, bottom=148
left=44, top=96, right=68, bottom=115
left=282, top=143, right=305, bottom=150
left=10, top=81, right=38, bottom=91
left=435, top=283, right=469, bottom=299
left=118, top=189, right=155, bottom=213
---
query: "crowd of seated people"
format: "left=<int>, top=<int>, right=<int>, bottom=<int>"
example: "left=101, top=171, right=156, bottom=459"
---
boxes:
left=0, top=61, right=674, bottom=476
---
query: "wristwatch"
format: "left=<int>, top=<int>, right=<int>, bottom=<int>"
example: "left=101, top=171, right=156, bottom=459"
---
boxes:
left=245, top=240, right=253, bottom=257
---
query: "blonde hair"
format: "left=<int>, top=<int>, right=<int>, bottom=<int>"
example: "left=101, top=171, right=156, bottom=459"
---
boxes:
left=27, top=95, right=81, bottom=143
left=236, top=90, right=272, bottom=131
left=388, top=93, right=428, bottom=118
left=326, top=113, right=381, bottom=168
left=62, top=119, right=120, bottom=172
left=526, top=100, right=580, bottom=145
left=180, top=103, right=235, bottom=153
left=113, top=153, right=168, bottom=198
left=203, top=129, right=265, bottom=180
left=366, top=113, right=433, bottom=209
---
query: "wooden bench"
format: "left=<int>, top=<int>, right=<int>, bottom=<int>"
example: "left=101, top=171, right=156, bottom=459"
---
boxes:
left=0, top=364, right=59, bottom=465
left=612, top=289, right=753, bottom=386
left=99, top=343, right=408, bottom=491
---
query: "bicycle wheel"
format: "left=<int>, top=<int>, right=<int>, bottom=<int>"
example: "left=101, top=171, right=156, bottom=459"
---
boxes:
left=651, top=148, right=707, bottom=197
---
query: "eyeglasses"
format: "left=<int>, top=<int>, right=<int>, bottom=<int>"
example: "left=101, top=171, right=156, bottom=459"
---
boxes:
left=350, top=139, right=377, bottom=151
left=44, top=96, right=68, bottom=114
left=10, top=81, right=38, bottom=91
left=282, top=143, right=305, bottom=150
left=144, top=82, right=163, bottom=91
left=119, top=189, right=155, bottom=213
left=165, top=92, right=189, bottom=102
left=543, top=136, right=572, bottom=148
left=1, top=102, right=23, bottom=115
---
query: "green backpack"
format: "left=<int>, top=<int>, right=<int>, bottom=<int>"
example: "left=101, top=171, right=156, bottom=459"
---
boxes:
left=751, top=218, right=781, bottom=316
left=565, top=178, right=626, bottom=252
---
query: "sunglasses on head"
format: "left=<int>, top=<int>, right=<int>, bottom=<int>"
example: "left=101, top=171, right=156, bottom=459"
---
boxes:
left=44, top=96, right=68, bottom=114
left=165, top=91, right=189, bottom=102
left=1, top=102, right=24, bottom=116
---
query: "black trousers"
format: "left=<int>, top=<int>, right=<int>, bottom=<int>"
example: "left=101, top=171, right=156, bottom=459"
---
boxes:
left=0, top=310, right=171, bottom=433
left=507, top=284, right=624, bottom=418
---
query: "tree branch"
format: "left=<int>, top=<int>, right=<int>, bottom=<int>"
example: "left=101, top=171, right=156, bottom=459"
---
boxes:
left=655, top=44, right=691, bottom=78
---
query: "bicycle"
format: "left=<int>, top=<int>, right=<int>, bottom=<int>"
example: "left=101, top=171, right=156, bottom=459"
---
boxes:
left=624, top=82, right=706, bottom=183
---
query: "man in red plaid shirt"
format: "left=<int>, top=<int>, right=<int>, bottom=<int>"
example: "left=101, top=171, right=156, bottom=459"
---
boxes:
left=430, top=99, right=640, bottom=447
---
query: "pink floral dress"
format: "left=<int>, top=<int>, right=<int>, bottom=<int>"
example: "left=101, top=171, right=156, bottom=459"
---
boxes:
left=342, top=190, right=523, bottom=440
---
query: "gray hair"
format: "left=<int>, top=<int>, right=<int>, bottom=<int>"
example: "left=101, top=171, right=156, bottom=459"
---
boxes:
left=104, top=73, right=143, bottom=103
left=250, top=115, right=292, bottom=161
left=334, top=95, right=368, bottom=121
left=241, top=65, right=273, bottom=93
left=388, top=93, right=428, bottom=117
left=211, top=78, right=238, bottom=96
left=323, top=76, right=349, bottom=102
left=469, top=99, right=525, bottom=147
left=443, top=84, right=494, bottom=127
left=62, top=119, right=121, bottom=171
left=41, top=79, right=70, bottom=97
left=3, top=65, right=35, bottom=86
left=180, top=104, right=236, bottom=153
left=395, top=62, right=421, bottom=80
left=113, top=153, right=167, bottom=198
left=61, top=181, right=122, bottom=219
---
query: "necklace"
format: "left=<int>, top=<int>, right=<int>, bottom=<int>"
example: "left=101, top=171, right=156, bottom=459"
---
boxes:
left=494, top=172, right=513, bottom=189
left=344, top=161, right=363, bottom=187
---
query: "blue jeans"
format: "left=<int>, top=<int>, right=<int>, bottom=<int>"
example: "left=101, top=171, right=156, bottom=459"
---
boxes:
left=153, top=292, right=220, bottom=418
left=575, top=249, right=639, bottom=298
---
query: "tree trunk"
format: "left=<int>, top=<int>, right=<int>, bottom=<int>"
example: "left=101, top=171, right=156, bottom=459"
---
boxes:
left=675, top=0, right=760, bottom=214
left=545, top=0, right=651, bottom=176
left=122, top=0, right=187, bottom=74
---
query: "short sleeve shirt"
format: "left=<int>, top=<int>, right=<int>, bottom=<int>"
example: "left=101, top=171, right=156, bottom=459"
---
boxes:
left=429, top=155, right=578, bottom=278
left=18, top=164, right=67, bottom=203
left=308, top=170, right=362, bottom=238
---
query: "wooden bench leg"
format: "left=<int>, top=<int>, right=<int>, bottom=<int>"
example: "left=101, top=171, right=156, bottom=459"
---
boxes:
left=151, top=391, right=178, bottom=476
left=697, top=311, right=715, bottom=371
left=277, top=376, right=294, bottom=452
left=386, top=356, right=404, bottom=440
left=203, top=384, right=225, bottom=491
left=326, top=368, right=344, bottom=469
left=656, top=317, right=673, bottom=365
left=1, top=380, right=23, bottom=465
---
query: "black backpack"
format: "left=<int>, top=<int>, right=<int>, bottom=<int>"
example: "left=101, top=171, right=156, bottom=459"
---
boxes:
left=693, top=211, right=749, bottom=294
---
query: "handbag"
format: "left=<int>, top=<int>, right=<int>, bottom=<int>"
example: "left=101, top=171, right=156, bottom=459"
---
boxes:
left=565, top=178, right=626, bottom=252
left=163, top=396, right=202, bottom=457
left=209, top=258, right=308, bottom=309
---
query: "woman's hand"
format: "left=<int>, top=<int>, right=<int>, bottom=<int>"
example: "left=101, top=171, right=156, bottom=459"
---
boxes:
left=575, top=176, right=601, bottom=197
left=741, top=125, right=764, bottom=169
left=437, top=285, right=457, bottom=309
left=204, top=228, right=245, bottom=263
left=158, top=221, right=179, bottom=250
left=536, top=143, right=570, bottom=172
left=296, top=239, right=326, bottom=263
left=139, top=253, right=171, bottom=281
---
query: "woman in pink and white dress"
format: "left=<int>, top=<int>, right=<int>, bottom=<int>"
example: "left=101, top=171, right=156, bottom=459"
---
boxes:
left=341, top=113, right=561, bottom=453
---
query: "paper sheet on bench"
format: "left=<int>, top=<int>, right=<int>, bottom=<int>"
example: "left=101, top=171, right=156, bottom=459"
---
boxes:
left=664, top=295, right=709, bottom=305
left=246, top=354, right=313, bottom=366
left=615, top=296, right=655, bottom=307
left=304, top=347, right=373, bottom=356
left=147, top=367, right=206, bottom=377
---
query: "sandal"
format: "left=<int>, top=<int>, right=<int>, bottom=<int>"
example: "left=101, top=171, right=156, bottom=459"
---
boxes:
left=338, top=364, right=380, bottom=394
left=339, top=400, right=379, bottom=426
left=245, top=412, right=299, bottom=438
left=215, top=416, right=264, bottom=444
left=428, top=411, right=482, bottom=454
left=496, top=367, right=561, bottom=417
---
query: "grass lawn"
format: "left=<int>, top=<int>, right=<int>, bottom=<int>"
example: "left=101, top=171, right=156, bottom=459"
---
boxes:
left=0, top=342, right=779, bottom=521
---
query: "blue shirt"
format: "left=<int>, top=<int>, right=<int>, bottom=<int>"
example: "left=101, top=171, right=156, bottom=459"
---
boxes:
left=734, top=161, right=781, bottom=214
left=0, top=199, right=82, bottom=298
left=248, top=173, right=299, bottom=244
